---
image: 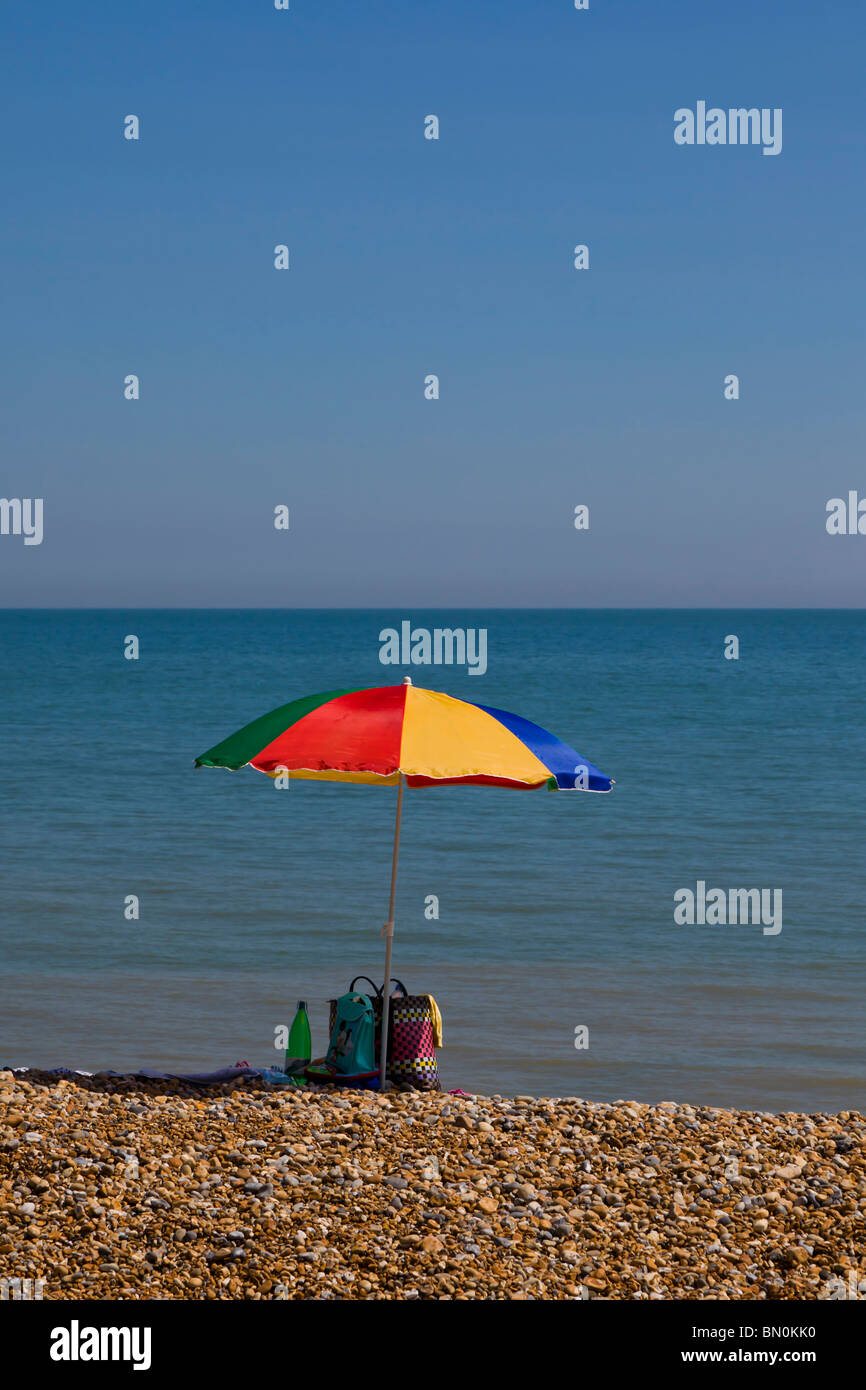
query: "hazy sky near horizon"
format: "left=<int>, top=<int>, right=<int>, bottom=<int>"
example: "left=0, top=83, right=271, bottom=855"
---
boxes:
left=1, top=0, right=864, bottom=607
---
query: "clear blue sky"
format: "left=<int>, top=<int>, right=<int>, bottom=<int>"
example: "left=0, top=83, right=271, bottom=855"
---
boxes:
left=2, top=0, right=864, bottom=606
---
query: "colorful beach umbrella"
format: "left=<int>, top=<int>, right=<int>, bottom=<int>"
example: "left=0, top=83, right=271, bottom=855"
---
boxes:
left=195, top=678, right=613, bottom=1084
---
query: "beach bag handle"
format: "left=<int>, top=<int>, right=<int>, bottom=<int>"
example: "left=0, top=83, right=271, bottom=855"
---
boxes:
left=349, top=976, right=409, bottom=998
left=349, top=976, right=383, bottom=998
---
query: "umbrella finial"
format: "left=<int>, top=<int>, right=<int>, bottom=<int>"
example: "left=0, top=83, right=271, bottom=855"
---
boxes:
left=403, top=675, right=412, bottom=685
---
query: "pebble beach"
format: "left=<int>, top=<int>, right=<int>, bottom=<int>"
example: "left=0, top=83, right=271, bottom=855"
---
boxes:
left=2, top=1069, right=863, bottom=1301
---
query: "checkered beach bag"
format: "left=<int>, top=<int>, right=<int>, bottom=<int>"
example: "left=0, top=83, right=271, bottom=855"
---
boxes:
left=329, top=977, right=441, bottom=1091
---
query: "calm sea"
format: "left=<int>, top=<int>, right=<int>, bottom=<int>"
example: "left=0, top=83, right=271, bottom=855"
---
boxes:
left=0, top=610, right=863, bottom=1112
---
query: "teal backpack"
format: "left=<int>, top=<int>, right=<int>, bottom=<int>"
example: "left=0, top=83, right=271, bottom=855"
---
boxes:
left=325, top=989, right=377, bottom=1076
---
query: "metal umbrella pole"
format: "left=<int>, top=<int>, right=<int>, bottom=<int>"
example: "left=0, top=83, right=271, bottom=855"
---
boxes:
left=379, top=770, right=405, bottom=1090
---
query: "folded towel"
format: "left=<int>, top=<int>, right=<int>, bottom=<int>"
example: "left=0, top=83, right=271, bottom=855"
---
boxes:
left=424, top=995, right=444, bottom=1048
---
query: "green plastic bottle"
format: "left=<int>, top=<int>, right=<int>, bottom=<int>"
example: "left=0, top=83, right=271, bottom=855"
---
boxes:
left=286, top=1000, right=311, bottom=1071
